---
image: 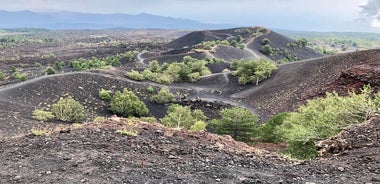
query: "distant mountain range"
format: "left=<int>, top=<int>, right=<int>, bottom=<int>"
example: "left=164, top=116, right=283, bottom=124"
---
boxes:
left=0, top=10, right=237, bottom=30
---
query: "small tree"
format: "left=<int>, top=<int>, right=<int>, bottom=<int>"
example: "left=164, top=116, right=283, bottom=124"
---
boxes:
left=110, top=88, right=149, bottom=117
left=297, top=38, right=308, bottom=47
left=161, top=104, right=206, bottom=129
left=210, top=107, right=259, bottom=142
left=52, top=96, right=86, bottom=122
left=151, top=87, right=175, bottom=104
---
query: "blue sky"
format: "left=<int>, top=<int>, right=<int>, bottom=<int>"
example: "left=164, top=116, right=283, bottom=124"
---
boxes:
left=0, top=0, right=378, bottom=32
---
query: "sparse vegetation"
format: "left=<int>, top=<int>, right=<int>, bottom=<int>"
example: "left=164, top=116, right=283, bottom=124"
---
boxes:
left=31, top=128, right=52, bottom=136
left=12, top=71, right=27, bottom=81
left=231, top=58, right=277, bottom=85
left=116, top=129, right=138, bottom=136
left=52, top=96, right=86, bottom=123
left=110, top=88, right=149, bottom=117
left=32, top=109, right=55, bottom=122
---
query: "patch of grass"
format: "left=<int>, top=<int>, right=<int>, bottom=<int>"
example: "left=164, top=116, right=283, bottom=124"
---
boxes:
left=116, top=129, right=138, bottom=137
left=31, top=128, right=52, bottom=136
left=32, top=109, right=55, bottom=122
left=93, top=116, right=107, bottom=123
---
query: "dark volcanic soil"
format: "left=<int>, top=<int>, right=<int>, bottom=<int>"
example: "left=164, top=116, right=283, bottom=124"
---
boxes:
left=0, top=117, right=379, bottom=184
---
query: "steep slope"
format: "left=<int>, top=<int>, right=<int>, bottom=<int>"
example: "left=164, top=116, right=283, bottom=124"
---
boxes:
left=232, top=49, right=380, bottom=121
left=248, top=30, right=323, bottom=62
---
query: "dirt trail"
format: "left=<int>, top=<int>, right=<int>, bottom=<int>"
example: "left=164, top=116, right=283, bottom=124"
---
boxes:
left=136, top=51, right=148, bottom=67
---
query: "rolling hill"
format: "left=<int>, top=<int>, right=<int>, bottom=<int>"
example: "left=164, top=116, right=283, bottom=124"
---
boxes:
left=164, top=27, right=323, bottom=63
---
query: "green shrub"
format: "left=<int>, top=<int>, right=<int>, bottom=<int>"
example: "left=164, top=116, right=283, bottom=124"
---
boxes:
left=190, top=121, right=207, bottom=131
left=54, top=61, right=64, bottom=70
left=111, top=59, right=122, bottom=67
left=261, top=38, right=271, bottom=45
left=257, top=112, right=289, bottom=143
left=52, top=96, right=86, bottom=122
left=151, top=87, right=175, bottom=104
left=283, top=140, right=318, bottom=160
left=261, top=45, right=274, bottom=55
left=161, top=104, right=206, bottom=130
left=0, top=71, right=6, bottom=81
left=32, top=109, right=55, bottom=122
left=126, top=70, right=145, bottom=81
left=110, top=88, right=149, bottom=117
left=146, top=86, right=155, bottom=93
left=99, top=89, right=111, bottom=101
left=45, top=66, right=56, bottom=75
left=279, top=86, right=380, bottom=159
left=12, top=71, right=27, bottom=81
left=210, top=107, right=259, bottom=142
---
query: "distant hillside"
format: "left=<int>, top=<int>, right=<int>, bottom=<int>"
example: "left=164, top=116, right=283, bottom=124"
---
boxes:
left=0, top=10, right=236, bottom=30
left=166, top=27, right=322, bottom=62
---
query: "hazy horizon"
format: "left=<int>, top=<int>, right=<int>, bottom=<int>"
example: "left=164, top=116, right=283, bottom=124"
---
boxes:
left=1, top=0, right=380, bottom=32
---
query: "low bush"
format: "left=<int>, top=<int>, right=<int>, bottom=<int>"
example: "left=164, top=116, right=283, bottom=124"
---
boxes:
left=110, top=88, right=149, bottom=117
left=146, top=86, right=155, bottom=93
left=52, top=96, right=86, bottom=122
left=0, top=71, right=6, bottom=81
left=190, top=121, right=207, bottom=132
left=32, top=109, right=55, bottom=122
left=99, top=89, right=111, bottom=101
left=12, top=71, right=27, bottom=81
left=44, top=66, right=56, bottom=75
left=150, top=87, right=175, bottom=104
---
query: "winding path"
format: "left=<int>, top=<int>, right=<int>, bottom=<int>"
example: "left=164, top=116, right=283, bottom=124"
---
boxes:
left=137, top=51, right=148, bottom=67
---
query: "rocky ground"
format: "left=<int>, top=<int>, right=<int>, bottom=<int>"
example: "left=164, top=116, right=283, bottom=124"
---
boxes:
left=0, top=116, right=379, bottom=184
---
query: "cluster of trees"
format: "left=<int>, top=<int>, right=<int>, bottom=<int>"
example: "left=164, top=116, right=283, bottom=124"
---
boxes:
left=231, top=58, right=277, bottom=85
left=126, top=56, right=211, bottom=84
left=69, top=51, right=134, bottom=71
left=198, top=38, right=245, bottom=50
